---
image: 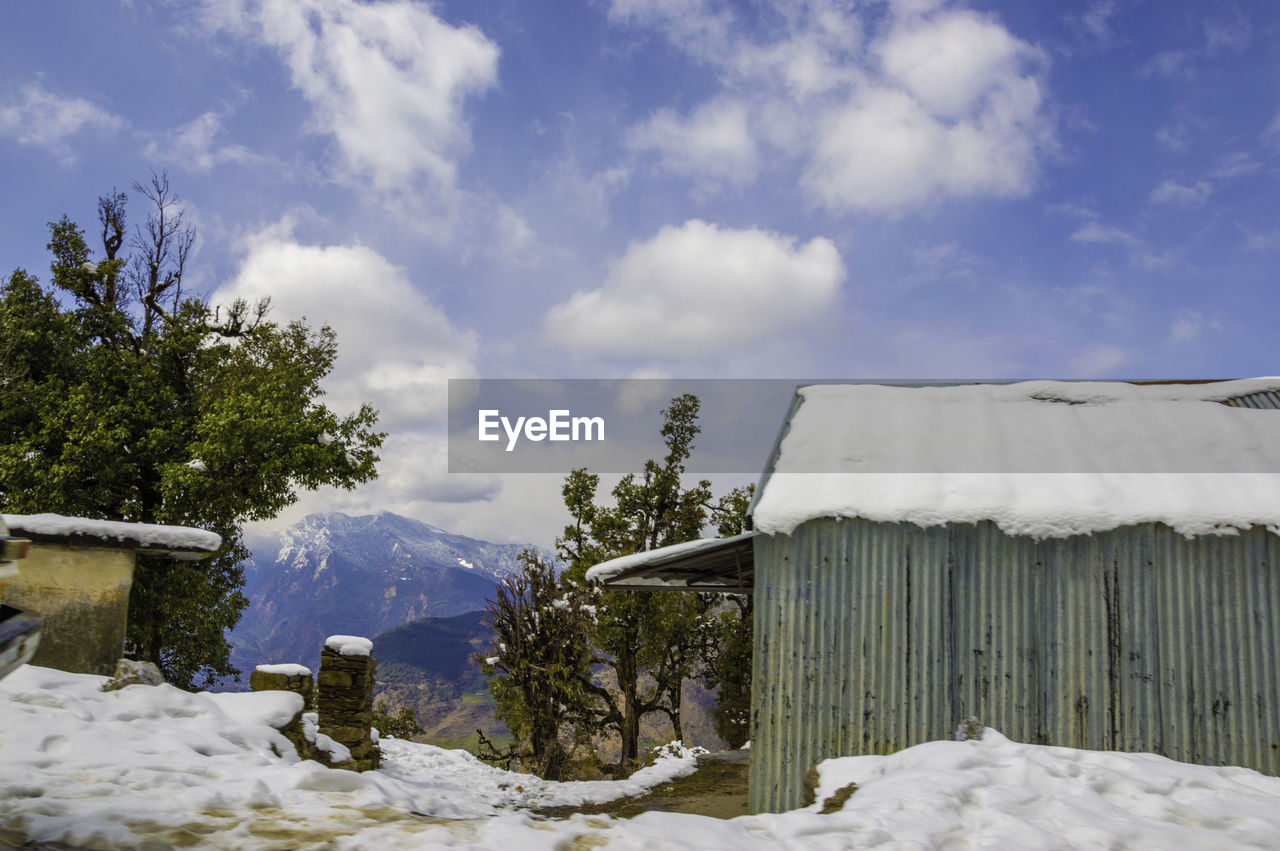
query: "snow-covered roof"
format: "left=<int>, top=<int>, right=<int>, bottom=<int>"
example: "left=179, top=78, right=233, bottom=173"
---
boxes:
left=585, top=532, right=756, bottom=590
left=2, top=513, right=222, bottom=558
left=752, top=379, right=1280, bottom=539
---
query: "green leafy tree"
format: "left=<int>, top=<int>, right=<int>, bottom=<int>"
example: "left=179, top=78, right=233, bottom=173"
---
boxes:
left=0, top=175, right=383, bottom=688
left=476, top=550, right=595, bottom=780
left=559, top=394, right=740, bottom=769
left=697, top=484, right=755, bottom=748
left=698, top=595, right=753, bottom=748
left=372, top=703, right=424, bottom=740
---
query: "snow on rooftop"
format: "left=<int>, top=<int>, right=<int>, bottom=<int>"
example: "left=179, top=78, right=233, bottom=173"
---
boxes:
left=585, top=533, right=754, bottom=584
left=3, top=665, right=1280, bottom=848
left=1, top=513, right=222, bottom=553
left=324, top=635, right=373, bottom=657
left=752, top=380, right=1280, bottom=539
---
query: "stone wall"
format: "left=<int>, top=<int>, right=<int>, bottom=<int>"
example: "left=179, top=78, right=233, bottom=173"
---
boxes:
left=249, top=664, right=315, bottom=759
left=249, top=664, right=315, bottom=706
left=317, top=639, right=380, bottom=771
left=250, top=638, right=380, bottom=771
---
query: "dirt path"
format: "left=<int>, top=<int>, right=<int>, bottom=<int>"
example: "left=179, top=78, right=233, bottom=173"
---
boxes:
left=536, top=751, right=750, bottom=821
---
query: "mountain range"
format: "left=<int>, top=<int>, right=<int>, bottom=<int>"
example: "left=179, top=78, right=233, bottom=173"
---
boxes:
left=227, top=510, right=723, bottom=755
left=229, top=511, right=553, bottom=676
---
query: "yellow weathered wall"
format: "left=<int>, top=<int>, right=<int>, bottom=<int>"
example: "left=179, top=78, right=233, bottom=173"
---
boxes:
left=0, top=545, right=136, bottom=676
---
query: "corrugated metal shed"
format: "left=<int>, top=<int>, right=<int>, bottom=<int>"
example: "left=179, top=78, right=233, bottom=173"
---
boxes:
left=749, top=518, right=1280, bottom=812
left=590, top=379, right=1280, bottom=815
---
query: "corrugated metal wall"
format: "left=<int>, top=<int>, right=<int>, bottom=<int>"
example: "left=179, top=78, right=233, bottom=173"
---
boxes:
left=748, top=518, right=1280, bottom=813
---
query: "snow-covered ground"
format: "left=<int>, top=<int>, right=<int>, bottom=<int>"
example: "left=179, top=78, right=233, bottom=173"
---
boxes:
left=3, top=665, right=1279, bottom=849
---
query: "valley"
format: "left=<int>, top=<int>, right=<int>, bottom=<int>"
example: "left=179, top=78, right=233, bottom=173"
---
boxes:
left=227, top=510, right=726, bottom=758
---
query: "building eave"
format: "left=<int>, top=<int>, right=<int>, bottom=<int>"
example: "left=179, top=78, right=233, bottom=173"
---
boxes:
left=586, top=531, right=757, bottom=594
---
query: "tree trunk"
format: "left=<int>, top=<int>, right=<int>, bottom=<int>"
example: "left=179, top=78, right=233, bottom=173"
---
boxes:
left=533, top=716, right=564, bottom=780
left=617, top=636, right=641, bottom=770
left=669, top=681, right=683, bottom=743
left=620, top=693, right=641, bottom=772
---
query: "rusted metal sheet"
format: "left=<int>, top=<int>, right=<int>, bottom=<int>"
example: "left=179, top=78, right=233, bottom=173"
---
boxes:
left=749, top=518, right=1280, bottom=814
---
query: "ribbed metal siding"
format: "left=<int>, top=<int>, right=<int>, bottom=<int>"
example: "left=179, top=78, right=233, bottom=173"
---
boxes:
left=749, top=518, right=1280, bottom=814
left=1224, top=390, right=1280, bottom=410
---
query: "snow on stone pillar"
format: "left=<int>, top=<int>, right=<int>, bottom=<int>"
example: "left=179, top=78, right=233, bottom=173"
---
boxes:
left=250, top=663, right=314, bottom=705
left=317, top=635, right=380, bottom=771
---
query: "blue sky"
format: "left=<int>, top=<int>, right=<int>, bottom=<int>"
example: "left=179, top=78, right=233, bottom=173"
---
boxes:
left=2, top=0, right=1277, bottom=546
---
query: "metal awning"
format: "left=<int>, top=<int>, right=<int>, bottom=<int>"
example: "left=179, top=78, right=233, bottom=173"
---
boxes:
left=585, top=532, right=756, bottom=594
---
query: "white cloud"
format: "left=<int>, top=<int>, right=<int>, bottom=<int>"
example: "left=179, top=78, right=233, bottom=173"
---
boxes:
left=1148, top=179, right=1211, bottom=207
left=1061, top=210, right=1175, bottom=270
left=1155, top=122, right=1188, bottom=151
left=1069, top=343, right=1132, bottom=377
left=1212, top=151, right=1261, bottom=179
left=542, top=219, right=845, bottom=357
left=803, top=8, right=1047, bottom=213
left=905, top=241, right=984, bottom=286
left=252, top=442, right=503, bottom=536
left=214, top=231, right=487, bottom=511
left=729, top=16, right=861, bottom=100
left=627, top=98, right=759, bottom=189
left=1077, top=0, right=1119, bottom=44
left=877, top=10, right=1028, bottom=120
left=607, top=0, right=734, bottom=63
left=214, top=233, right=477, bottom=432
left=207, top=0, right=498, bottom=191
left=1239, top=226, right=1280, bottom=254
left=1168, top=311, right=1203, bottom=344
left=1070, top=221, right=1141, bottom=248
left=0, top=83, right=123, bottom=163
left=1139, top=50, right=1194, bottom=80
left=146, top=112, right=261, bottom=172
left=612, top=1, right=1051, bottom=213
left=1204, top=14, right=1251, bottom=53
left=803, top=72, right=1044, bottom=212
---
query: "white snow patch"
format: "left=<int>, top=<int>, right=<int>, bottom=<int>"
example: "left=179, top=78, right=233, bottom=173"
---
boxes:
left=2, top=667, right=1280, bottom=848
left=324, top=635, right=373, bottom=657
left=254, top=663, right=312, bottom=678
left=753, top=380, right=1280, bottom=539
left=302, top=711, right=352, bottom=763
left=205, top=690, right=305, bottom=730
left=456, top=557, right=474, bottom=569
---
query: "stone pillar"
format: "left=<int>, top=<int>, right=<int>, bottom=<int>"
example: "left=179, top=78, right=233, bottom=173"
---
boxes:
left=249, top=663, right=315, bottom=759
left=317, top=635, right=380, bottom=771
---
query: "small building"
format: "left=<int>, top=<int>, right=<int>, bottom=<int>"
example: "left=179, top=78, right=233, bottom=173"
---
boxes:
left=0, top=513, right=220, bottom=676
left=588, top=379, right=1280, bottom=813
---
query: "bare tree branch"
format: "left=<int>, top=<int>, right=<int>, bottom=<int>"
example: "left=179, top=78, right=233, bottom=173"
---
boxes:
left=128, top=171, right=196, bottom=343
left=205, top=297, right=271, bottom=337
